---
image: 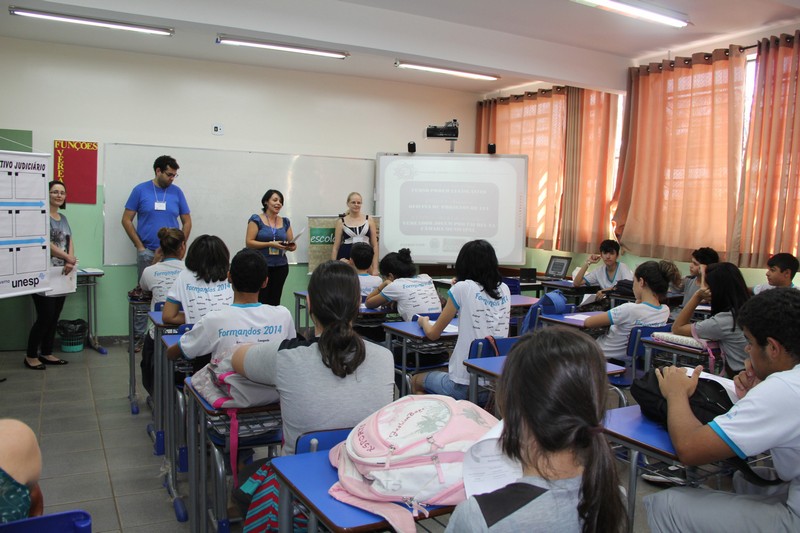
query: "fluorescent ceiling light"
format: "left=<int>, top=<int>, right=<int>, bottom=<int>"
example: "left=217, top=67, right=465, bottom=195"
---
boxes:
left=395, top=61, right=499, bottom=81
left=8, top=6, right=174, bottom=36
left=571, top=0, right=689, bottom=28
left=216, top=35, right=349, bottom=59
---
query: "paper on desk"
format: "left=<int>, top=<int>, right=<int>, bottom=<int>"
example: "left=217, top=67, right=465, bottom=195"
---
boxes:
left=430, top=321, right=458, bottom=334
left=44, top=266, right=77, bottom=296
left=567, top=313, right=593, bottom=321
left=79, top=267, right=104, bottom=274
left=463, top=421, right=523, bottom=497
left=683, top=367, right=738, bottom=404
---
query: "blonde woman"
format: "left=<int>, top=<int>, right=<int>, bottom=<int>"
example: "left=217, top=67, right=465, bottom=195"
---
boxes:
left=331, top=192, right=378, bottom=274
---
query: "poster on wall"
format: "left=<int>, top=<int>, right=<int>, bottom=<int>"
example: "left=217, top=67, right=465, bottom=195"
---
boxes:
left=54, top=139, right=98, bottom=204
left=0, top=150, right=52, bottom=299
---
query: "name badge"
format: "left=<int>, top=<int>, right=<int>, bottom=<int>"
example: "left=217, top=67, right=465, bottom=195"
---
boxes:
left=269, top=247, right=281, bottom=256
left=154, top=201, right=167, bottom=211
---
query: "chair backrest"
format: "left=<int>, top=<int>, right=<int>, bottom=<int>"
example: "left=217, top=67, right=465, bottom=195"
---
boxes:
left=177, top=323, right=193, bottom=334
left=411, top=312, right=440, bottom=322
left=468, top=336, right=521, bottom=359
left=154, top=301, right=165, bottom=311
left=626, top=324, right=672, bottom=359
left=501, top=277, right=521, bottom=295
left=0, top=510, right=92, bottom=532
left=295, top=428, right=353, bottom=454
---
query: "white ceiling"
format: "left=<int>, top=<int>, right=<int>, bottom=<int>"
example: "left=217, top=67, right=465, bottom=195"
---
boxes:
left=2, top=0, right=800, bottom=94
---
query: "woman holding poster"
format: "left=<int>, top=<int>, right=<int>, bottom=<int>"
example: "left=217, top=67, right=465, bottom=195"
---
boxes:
left=25, top=180, right=76, bottom=370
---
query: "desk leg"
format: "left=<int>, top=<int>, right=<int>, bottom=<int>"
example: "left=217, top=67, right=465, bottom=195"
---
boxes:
left=187, top=388, right=200, bottom=533
left=84, top=279, right=107, bottom=354
left=626, top=449, right=639, bottom=533
left=164, top=359, right=187, bottom=521
left=400, top=337, right=409, bottom=397
left=277, top=479, right=292, bottom=533
left=199, top=403, right=209, bottom=533
left=643, top=346, right=653, bottom=372
left=128, top=304, right=139, bottom=415
left=468, top=373, right=478, bottom=404
left=152, top=327, right=165, bottom=456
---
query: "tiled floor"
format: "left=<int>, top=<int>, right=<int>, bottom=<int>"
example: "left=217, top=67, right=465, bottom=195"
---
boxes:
left=0, top=339, right=666, bottom=532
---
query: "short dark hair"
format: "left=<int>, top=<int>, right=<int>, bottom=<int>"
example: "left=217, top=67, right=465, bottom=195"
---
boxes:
left=261, top=189, right=284, bottom=213
left=692, top=247, right=719, bottom=266
left=767, top=253, right=799, bottom=278
left=599, top=239, right=620, bottom=255
left=185, top=235, right=229, bottom=283
left=738, top=288, right=800, bottom=362
left=455, top=240, right=503, bottom=300
left=308, top=261, right=366, bottom=378
left=49, top=180, right=67, bottom=210
left=350, top=243, right=374, bottom=270
left=157, top=227, right=185, bottom=257
left=153, top=155, right=179, bottom=173
left=378, top=248, right=417, bottom=279
left=229, top=248, right=268, bottom=293
left=497, top=328, right=626, bottom=533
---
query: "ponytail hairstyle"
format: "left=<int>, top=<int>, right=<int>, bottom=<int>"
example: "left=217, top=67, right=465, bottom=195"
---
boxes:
left=704, top=262, right=750, bottom=330
left=308, top=260, right=366, bottom=378
left=497, top=328, right=626, bottom=533
left=633, top=260, right=672, bottom=298
left=378, top=248, right=417, bottom=279
left=157, top=227, right=186, bottom=258
left=455, top=239, right=503, bottom=300
left=185, top=235, right=230, bottom=283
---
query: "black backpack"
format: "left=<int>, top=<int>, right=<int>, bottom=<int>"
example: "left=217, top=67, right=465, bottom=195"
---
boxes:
left=630, top=370, right=782, bottom=487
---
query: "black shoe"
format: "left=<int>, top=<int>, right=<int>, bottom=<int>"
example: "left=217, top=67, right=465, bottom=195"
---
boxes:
left=39, top=357, right=69, bottom=365
left=24, top=359, right=46, bottom=370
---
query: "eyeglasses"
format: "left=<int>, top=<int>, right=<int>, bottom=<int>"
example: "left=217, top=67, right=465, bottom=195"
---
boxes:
left=49, top=191, right=66, bottom=196
left=165, top=172, right=178, bottom=178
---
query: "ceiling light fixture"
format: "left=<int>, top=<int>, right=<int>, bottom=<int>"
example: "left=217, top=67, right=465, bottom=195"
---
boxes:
left=394, top=61, right=499, bottom=81
left=571, top=0, right=689, bottom=28
left=8, top=6, right=174, bottom=36
left=216, top=34, right=349, bottom=59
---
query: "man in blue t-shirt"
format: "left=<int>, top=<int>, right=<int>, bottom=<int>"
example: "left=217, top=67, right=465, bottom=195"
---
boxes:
left=122, top=155, right=192, bottom=345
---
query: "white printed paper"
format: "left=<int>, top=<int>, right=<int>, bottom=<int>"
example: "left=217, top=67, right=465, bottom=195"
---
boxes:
left=463, top=421, right=523, bottom=497
left=44, top=266, right=77, bottom=296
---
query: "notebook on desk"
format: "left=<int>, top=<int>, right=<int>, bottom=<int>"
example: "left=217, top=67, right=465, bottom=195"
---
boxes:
left=538, top=255, right=572, bottom=281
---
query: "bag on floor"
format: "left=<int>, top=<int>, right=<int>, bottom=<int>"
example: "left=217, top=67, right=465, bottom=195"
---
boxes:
left=519, top=289, right=568, bottom=334
left=630, top=369, right=782, bottom=487
left=240, top=462, right=307, bottom=533
left=328, top=394, right=498, bottom=533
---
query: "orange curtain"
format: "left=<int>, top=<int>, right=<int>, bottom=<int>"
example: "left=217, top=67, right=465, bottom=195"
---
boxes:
left=612, top=46, right=747, bottom=260
left=729, top=32, right=800, bottom=267
left=559, top=87, right=620, bottom=252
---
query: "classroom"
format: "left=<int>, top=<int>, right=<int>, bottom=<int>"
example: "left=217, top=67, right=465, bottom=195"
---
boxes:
left=1, top=1, right=799, bottom=532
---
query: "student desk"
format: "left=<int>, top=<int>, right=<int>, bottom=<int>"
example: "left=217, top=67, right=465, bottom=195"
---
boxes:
left=293, top=290, right=397, bottom=332
left=271, top=450, right=453, bottom=533
left=640, top=337, right=712, bottom=373
left=184, top=377, right=282, bottom=533
left=432, top=277, right=543, bottom=296
left=539, top=279, right=597, bottom=304
left=464, top=356, right=626, bottom=404
left=147, top=311, right=179, bottom=457
left=538, top=311, right=604, bottom=328
left=609, top=291, right=683, bottom=309
left=127, top=298, right=151, bottom=415
left=76, top=268, right=107, bottom=353
left=383, top=318, right=459, bottom=397
left=160, top=333, right=188, bottom=522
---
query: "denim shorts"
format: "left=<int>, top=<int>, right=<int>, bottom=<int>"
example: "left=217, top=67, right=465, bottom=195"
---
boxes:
left=423, top=371, right=488, bottom=403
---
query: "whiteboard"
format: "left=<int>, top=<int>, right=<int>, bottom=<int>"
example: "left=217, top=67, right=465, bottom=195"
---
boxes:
left=376, top=153, right=528, bottom=265
left=103, top=144, right=374, bottom=265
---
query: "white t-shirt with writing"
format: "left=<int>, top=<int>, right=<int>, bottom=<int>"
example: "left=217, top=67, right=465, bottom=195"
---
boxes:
left=166, top=269, right=234, bottom=325
left=380, top=274, right=442, bottom=321
left=139, top=258, right=186, bottom=338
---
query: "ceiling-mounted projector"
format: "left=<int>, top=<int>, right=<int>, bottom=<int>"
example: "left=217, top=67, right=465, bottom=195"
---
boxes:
left=426, top=119, right=459, bottom=140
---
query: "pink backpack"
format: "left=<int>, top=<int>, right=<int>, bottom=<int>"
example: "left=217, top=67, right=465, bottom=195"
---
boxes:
left=328, top=395, right=498, bottom=533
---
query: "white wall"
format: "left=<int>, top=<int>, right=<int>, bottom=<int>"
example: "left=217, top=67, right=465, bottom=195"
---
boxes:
left=0, top=36, right=478, bottom=162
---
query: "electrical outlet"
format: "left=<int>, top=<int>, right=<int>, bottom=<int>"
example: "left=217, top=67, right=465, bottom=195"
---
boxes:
left=212, top=123, right=224, bottom=135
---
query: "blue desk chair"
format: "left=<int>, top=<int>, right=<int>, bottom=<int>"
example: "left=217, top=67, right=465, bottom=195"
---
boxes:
left=295, top=428, right=352, bottom=454
left=468, top=336, right=521, bottom=359
left=502, top=277, right=521, bottom=295
left=394, top=313, right=451, bottom=396
left=0, top=510, right=91, bottom=532
left=172, top=323, right=194, bottom=474
left=608, top=324, right=672, bottom=406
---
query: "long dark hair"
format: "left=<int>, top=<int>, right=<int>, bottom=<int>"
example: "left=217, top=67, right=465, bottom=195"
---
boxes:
left=308, top=260, right=366, bottom=378
left=705, top=262, right=750, bottom=331
left=455, top=239, right=502, bottom=299
left=378, top=248, right=417, bottom=279
left=497, top=328, right=626, bottom=533
left=633, top=260, right=673, bottom=297
left=184, top=235, right=229, bottom=283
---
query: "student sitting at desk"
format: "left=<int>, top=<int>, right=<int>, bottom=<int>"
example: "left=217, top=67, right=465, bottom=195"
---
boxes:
left=583, top=261, right=671, bottom=361
left=672, top=262, right=750, bottom=376
left=348, top=242, right=382, bottom=298
left=645, top=288, right=800, bottom=532
left=412, top=240, right=511, bottom=401
left=232, top=260, right=394, bottom=455
left=139, top=227, right=186, bottom=395
left=572, top=239, right=633, bottom=306
left=364, top=248, right=441, bottom=320
left=751, top=252, right=799, bottom=295
left=162, top=234, right=233, bottom=325
left=166, top=248, right=295, bottom=363
left=445, top=328, right=626, bottom=533
left=679, top=246, right=719, bottom=306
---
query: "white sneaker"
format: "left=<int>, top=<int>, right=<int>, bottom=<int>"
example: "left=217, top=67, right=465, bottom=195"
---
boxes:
left=641, top=465, right=686, bottom=486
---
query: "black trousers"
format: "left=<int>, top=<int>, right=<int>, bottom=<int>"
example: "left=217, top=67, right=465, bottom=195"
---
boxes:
left=27, top=293, right=67, bottom=358
left=258, top=264, right=289, bottom=306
